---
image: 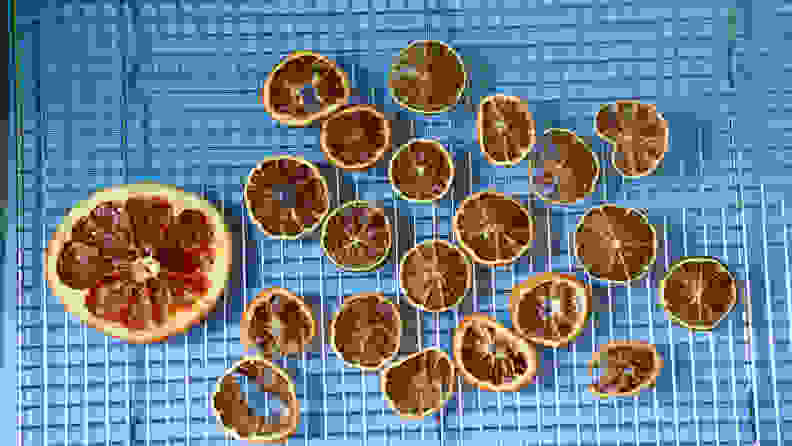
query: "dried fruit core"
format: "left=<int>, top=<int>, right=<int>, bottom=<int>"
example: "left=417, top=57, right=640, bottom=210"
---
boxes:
left=460, top=323, right=531, bottom=387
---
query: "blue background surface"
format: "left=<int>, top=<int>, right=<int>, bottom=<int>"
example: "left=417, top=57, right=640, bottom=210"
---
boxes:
left=8, top=0, right=791, bottom=444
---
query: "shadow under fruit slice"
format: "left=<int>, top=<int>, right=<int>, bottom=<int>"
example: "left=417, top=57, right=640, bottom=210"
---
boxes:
left=240, top=287, right=316, bottom=357
left=381, top=347, right=457, bottom=420
left=319, top=104, right=392, bottom=171
left=659, top=256, right=738, bottom=331
left=532, top=128, right=600, bottom=205
left=389, top=138, right=455, bottom=202
left=574, top=204, right=657, bottom=283
left=244, top=156, right=330, bottom=240
left=510, top=272, right=591, bottom=348
left=477, top=94, right=536, bottom=166
left=400, top=239, right=472, bottom=312
left=330, top=293, right=401, bottom=371
left=452, top=190, right=535, bottom=267
left=261, top=51, right=351, bottom=127
left=595, top=100, right=669, bottom=178
left=212, top=357, right=300, bottom=443
left=320, top=200, right=392, bottom=272
left=388, top=40, right=466, bottom=114
left=46, top=183, right=232, bottom=343
left=588, top=340, right=663, bottom=398
left=452, top=314, right=539, bottom=392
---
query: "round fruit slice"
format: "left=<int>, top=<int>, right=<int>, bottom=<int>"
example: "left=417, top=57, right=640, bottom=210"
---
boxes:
left=381, top=347, right=457, bottom=420
left=588, top=340, right=663, bottom=398
left=212, top=357, right=300, bottom=443
left=452, top=314, right=539, bottom=392
left=510, top=272, right=591, bottom=348
left=389, top=138, right=455, bottom=202
left=532, top=128, right=600, bottom=205
left=330, top=293, right=401, bottom=371
left=477, top=94, right=536, bottom=166
left=240, top=287, right=317, bottom=357
left=595, top=100, right=669, bottom=178
left=244, top=156, right=330, bottom=240
left=574, top=204, right=657, bottom=283
left=45, top=183, right=232, bottom=343
left=319, top=104, right=392, bottom=171
left=400, top=239, right=472, bottom=312
left=388, top=40, right=467, bottom=115
left=320, top=200, right=393, bottom=272
left=452, top=190, right=535, bottom=267
left=261, top=51, right=351, bottom=127
left=659, top=256, right=738, bottom=331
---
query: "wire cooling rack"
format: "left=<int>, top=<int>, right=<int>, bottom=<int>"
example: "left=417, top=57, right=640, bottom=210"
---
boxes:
left=13, top=0, right=789, bottom=445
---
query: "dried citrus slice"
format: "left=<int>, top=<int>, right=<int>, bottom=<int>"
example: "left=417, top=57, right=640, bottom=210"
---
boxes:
left=588, top=340, right=663, bottom=398
left=240, top=287, right=317, bottom=357
left=595, top=100, right=669, bottom=178
left=388, top=40, right=467, bottom=114
left=399, top=239, right=472, bottom=312
left=319, top=104, right=392, bottom=171
left=330, top=293, right=401, bottom=371
left=212, top=357, right=300, bottom=443
left=532, top=128, right=600, bottom=205
left=510, top=272, right=591, bottom=348
left=452, top=314, right=539, bottom=392
left=45, top=183, right=232, bottom=343
left=659, top=256, right=738, bottom=331
left=452, top=190, right=535, bottom=267
left=381, top=347, right=457, bottom=420
left=320, top=200, right=392, bottom=272
left=574, top=204, right=657, bottom=283
left=244, top=156, right=330, bottom=240
left=477, top=94, right=536, bottom=166
left=261, top=51, right=351, bottom=127
left=389, top=138, right=455, bottom=202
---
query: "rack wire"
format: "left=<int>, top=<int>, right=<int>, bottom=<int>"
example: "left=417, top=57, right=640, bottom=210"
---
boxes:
left=13, top=1, right=776, bottom=445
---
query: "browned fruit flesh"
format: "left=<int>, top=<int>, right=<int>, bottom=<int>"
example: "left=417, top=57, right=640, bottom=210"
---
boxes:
left=265, top=54, right=347, bottom=122
left=322, top=105, right=390, bottom=168
left=244, top=290, right=314, bottom=357
left=459, top=321, right=533, bottom=388
left=400, top=240, right=470, bottom=311
left=591, top=343, right=661, bottom=395
left=389, top=41, right=465, bottom=113
left=57, top=198, right=215, bottom=330
left=517, top=280, right=580, bottom=342
left=323, top=205, right=391, bottom=269
left=454, top=192, right=533, bottom=265
left=479, top=96, right=536, bottom=164
left=383, top=349, right=455, bottom=417
left=391, top=140, right=453, bottom=201
left=534, top=130, right=598, bottom=203
left=596, top=102, right=668, bottom=177
left=662, top=258, right=736, bottom=329
left=332, top=295, right=400, bottom=369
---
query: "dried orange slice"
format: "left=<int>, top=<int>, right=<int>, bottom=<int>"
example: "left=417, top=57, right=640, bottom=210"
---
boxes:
left=330, top=293, right=401, bottom=371
left=452, top=190, right=535, bottom=267
left=381, top=347, right=457, bottom=420
left=45, top=183, right=232, bottom=343
left=452, top=314, right=539, bottom=392
left=477, top=94, right=536, bottom=166
left=510, top=272, right=591, bottom=348
left=389, top=138, right=455, bottom=202
left=400, top=239, right=472, bottom=313
left=588, top=340, right=663, bottom=398
left=261, top=51, right=351, bottom=127
left=532, top=128, right=600, bottom=205
left=320, top=200, right=393, bottom=272
left=595, top=100, right=669, bottom=178
left=320, top=104, right=392, bottom=171
left=240, top=287, right=317, bottom=357
left=659, top=256, right=738, bottom=331
left=212, top=357, right=300, bottom=443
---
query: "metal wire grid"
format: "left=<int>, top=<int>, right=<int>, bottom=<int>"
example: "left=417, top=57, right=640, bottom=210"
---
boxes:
left=13, top=1, right=768, bottom=445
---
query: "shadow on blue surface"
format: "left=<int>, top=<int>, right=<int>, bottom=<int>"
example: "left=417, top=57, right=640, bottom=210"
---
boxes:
left=659, top=111, right=715, bottom=179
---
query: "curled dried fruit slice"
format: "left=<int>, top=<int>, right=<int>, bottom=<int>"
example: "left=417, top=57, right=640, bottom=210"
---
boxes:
left=510, top=272, right=591, bottom=348
left=261, top=51, right=351, bottom=127
left=574, top=204, right=657, bottom=283
left=320, top=201, right=393, bottom=272
left=452, top=314, right=539, bottom=392
left=389, top=138, right=455, bottom=202
left=45, top=183, right=232, bottom=343
left=588, top=340, right=663, bottom=398
left=388, top=40, right=467, bottom=115
left=212, top=357, right=300, bottom=443
left=532, top=128, right=600, bottom=205
left=659, top=256, right=738, bottom=331
left=477, top=94, right=536, bottom=166
left=399, top=239, right=472, bottom=312
left=381, top=347, right=457, bottom=419
left=330, top=293, right=401, bottom=371
left=320, top=104, right=392, bottom=171
left=240, top=287, right=317, bottom=357
left=595, top=100, right=669, bottom=178
left=452, top=190, right=535, bottom=267
left=244, top=156, right=331, bottom=240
